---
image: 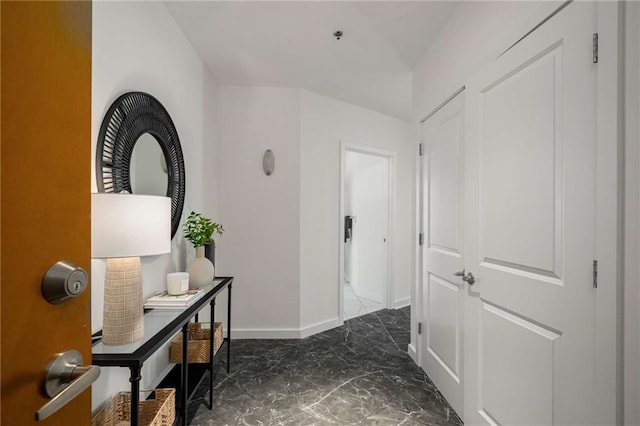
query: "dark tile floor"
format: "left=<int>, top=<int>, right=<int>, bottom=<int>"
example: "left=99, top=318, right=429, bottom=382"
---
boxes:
left=187, top=306, right=462, bottom=425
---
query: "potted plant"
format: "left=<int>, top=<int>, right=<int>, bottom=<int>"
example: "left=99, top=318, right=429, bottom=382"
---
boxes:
left=183, top=211, right=224, bottom=247
left=183, top=211, right=224, bottom=288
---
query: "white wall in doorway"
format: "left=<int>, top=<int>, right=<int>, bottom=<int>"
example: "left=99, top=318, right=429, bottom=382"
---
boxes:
left=344, top=155, right=356, bottom=284
left=344, top=151, right=390, bottom=305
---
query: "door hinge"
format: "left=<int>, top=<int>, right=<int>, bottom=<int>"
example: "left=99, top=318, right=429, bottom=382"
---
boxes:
left=593, top=33, right=599, bottom=64
left=418, top=322, right=422, bottom=334
left=419, top=143, right=424, bottom=156
left=593, top=259, right=598, bottom=289
left=419, top=233, right=424, bottom=246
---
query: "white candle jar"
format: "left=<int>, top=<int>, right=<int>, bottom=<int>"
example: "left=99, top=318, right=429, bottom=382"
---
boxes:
left=167, top=272, right=189, bottom=295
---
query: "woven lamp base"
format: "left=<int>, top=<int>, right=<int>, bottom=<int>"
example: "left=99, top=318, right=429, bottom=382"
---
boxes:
left=102, top=257, right=144, bottom=345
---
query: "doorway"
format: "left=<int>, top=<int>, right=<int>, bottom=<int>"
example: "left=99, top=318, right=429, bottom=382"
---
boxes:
left=339, top=142, right=393, bottom=322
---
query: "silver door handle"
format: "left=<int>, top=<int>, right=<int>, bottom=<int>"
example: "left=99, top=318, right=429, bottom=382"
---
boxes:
left=36, top=350, right=100, bottom=421
left=453, top=270, right=476, bottom=285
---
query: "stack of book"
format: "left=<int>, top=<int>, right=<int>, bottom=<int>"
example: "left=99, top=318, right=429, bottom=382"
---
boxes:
left=144, top=289, right=205, bottom=310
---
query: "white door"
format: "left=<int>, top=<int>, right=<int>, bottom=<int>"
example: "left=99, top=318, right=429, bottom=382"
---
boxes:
left=464, top=2, right=600, bottom=424
left=421, top=92, right=465, bottom=417
left=349, top=151, right=390, bottom=304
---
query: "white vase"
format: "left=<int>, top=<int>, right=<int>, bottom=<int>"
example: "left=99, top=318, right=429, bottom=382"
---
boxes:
left=187, top=246, right=215, bottom=288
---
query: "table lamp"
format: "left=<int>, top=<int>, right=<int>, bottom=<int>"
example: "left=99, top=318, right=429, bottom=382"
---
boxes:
left=92, top=193, right=171, bottom=345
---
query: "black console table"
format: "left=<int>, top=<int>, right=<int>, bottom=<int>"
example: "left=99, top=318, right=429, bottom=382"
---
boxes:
left=92, top=276, right=233, bottom=426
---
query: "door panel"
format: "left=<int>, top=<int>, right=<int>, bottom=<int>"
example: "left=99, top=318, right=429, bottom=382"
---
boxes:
left=426, top=273, right=461, bottom=381
left=464, top=2, right=597, bottom=424
left=421, top=92, right=464, bottom=417
left=428, top=118, right=461, bottom=255
left=481, top=45, right=561, bottom=277
left=480, top=302, right=560, bottom=426
left=1, top=2, right=92, bottom=424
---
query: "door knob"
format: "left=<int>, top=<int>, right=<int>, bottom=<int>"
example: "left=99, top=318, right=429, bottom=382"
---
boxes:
left=36, top=350, right=100, bottom=421
left=453, top=270, right=476, bottom=285
left=463, top=272, right=475, bottom=285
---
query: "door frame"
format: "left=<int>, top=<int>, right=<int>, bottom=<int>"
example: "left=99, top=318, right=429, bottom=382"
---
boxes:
left=338, top=140, right=396, bottom=323
left=594, top=2, right=622, bottom=422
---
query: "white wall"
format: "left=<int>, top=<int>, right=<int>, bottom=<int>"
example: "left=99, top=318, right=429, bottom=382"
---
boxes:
left=345, top=152, right=360, bottom=290
left=202, top=66, right=220, bottom=226
left=347, top=151, right=390, bottom=304
left=300, top=90, right=413, bottom=333
left=91, top=1, right=218, bottom=411
left=216, top=86, right=301, bottom=337
left=344, top=157, right=355, bottom=284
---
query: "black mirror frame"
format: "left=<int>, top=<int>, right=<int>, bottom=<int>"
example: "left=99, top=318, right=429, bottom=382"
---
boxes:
left=96, top=92, right=186, bottom=239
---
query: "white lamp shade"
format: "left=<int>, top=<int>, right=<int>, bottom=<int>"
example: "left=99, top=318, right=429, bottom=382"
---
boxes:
left=92, top=193, right=171, bottom=258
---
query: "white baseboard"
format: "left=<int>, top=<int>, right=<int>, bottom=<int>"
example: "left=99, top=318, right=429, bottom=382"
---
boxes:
left=229, top=328, right=301, bottom=339
left=227, top=317, right=342, bottom=340
left=408, top=343, right=418, bottom=365
left=300, top=318, right=341, bottom=338
left=394, top=297, right=411, bottom=309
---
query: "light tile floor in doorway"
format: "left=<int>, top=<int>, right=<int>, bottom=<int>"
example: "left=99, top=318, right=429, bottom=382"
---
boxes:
left=187, top=307, right=463, bottom=425
left=343, top=282, right=385, bottom=320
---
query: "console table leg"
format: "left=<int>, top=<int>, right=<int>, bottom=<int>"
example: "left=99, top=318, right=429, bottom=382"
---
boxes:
left=227, top=283, right=232, bottom=373
left=129, top=365, right=142, bottom=426
left=209, top=298, right=216, bottom=410
left=181, top=323, right=189, bottom=426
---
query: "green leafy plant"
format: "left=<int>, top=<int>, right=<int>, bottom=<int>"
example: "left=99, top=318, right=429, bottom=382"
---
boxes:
left=183, top=211, right=224, bottom=248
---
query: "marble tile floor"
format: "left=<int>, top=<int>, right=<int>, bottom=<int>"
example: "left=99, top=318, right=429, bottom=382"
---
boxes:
left=343, top=283, right=385, bottom=320
left=186, top=306, right=462, bottom=425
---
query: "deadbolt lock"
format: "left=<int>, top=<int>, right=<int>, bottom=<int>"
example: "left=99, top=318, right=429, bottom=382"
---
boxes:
left=42, top=261, right=88, bottom=305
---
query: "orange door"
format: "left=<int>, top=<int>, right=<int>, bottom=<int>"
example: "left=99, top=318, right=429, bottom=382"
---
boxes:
left=1, top=1, right=92, bottom=424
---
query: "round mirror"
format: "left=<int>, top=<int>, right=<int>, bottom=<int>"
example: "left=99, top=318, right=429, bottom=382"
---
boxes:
left=96, top=92, right=185, bottom=238
left=130, top=133, right=168, bottom=196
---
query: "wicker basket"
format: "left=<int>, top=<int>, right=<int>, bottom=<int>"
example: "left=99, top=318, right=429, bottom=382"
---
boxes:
left=92, top=388, right=175, bottom=426
left=170, top=322, right=223, bottom=364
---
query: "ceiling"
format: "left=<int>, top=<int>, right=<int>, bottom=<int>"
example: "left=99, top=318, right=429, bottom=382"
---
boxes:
left=164, top=1, right=459, bottom=121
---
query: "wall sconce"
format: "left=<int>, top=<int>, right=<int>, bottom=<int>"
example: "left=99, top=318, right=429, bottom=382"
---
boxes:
left=263, top=149, right=275, bottom=176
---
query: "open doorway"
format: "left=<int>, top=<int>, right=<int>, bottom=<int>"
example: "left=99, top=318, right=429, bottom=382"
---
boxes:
left=339, top=142, right=394, bottom=322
